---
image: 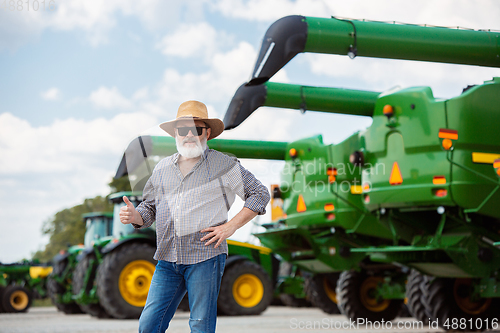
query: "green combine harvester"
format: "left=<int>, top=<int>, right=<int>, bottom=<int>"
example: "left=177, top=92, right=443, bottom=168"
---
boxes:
left=224, top=15, right=500, bottom=330
left=0, top=261, right=52, bottom=313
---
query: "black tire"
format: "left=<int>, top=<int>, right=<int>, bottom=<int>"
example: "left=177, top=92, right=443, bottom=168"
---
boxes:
left=278, top=262, right=312, bottom=308
left=96, top=242, right=156, bottom=319
left=47, top=260, right=83, bottom=314
left=1, top=285, right=32, bottom=313
left=0, top=287, right=5, bottom=313
left=217, top=260, right=273, bottom=316
left=405, top=270, right=429, bottom=324
left=305, top=273, right=340, bottom=314
left=422, top=277, right=499, bottom=332
left=336, top=270, right=403, bottom=322
left=72, top=254, right=110, bottom=318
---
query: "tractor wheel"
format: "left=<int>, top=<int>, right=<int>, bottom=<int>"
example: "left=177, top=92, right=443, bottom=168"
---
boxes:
left=47, top=260, right=83, bottom=314
left=405, top=270, right=429, bottom=324
left=217, top=260, right=273, bottom=316
left=1, top=285, right=32, bottom=313
left=336, top=270, right=403, bottom=322
left=422, top=277, right=499, bottom=332
left=72, top=254, right=110, bottom=318
left=96, top=242, right=156, bottom=319
left=305, top=273, right=340, bottom=314
left=0, top=287, right=5, bottom=313
left=278, top=262, right=311, bottom=308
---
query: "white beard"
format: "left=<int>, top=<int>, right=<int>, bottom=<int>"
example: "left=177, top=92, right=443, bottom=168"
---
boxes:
left=176, top=135, right=208, bottom=158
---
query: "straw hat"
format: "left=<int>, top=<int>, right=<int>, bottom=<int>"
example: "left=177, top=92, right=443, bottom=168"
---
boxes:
left=159, top=100, right=224, bottom=140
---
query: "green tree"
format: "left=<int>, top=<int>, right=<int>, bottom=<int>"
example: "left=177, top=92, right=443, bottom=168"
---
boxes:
left=32, top=196, right=113, bottom=262
left=108, top=176, right=131, bottom=193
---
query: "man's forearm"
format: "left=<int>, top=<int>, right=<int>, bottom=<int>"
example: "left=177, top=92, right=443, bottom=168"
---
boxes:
left=227, top=207, right=258, bottom=230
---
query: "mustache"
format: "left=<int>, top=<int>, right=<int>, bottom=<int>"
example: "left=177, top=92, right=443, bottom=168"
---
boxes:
left=182, top=137, right=199, bottom=144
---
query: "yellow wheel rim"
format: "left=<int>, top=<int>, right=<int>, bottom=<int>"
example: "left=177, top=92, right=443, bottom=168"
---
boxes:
left=232, top=273, right=264, bottom=308
left=10, top=290, right=29, bottom=311
left=323, top=277, right=338, bottom=304
left=118, top=260, right=155, bottom=307
left=453, top=279, right=492, bottom=315
left=359, top=276, right=390, bottom=312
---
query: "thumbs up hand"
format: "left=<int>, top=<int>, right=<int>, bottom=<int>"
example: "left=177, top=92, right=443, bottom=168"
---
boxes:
left=119, top=196, right=144, bottom=226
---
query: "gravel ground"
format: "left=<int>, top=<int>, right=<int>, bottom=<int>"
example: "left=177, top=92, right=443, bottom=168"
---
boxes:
left=2, top=306, right=498, bottom=333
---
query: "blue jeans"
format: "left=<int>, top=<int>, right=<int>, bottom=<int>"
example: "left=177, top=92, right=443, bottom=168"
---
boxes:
left=138, top=254, right=226, bottom=333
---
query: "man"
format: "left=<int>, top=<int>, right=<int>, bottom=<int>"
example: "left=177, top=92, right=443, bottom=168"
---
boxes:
left=119, top=100, right=270, bottom=333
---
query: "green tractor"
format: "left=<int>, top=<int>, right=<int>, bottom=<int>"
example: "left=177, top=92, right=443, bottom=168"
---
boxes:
left=47, top=212, right=113, bottom=314
left=224, top=15, right=500, bottom=329
left=115, top=135, right=308, bottom=315
left=0, top=261, right=52, bottom=313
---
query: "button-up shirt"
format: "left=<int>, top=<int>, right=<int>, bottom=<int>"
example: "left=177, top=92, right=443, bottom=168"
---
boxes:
left=134, top=148, right=270, bottom=264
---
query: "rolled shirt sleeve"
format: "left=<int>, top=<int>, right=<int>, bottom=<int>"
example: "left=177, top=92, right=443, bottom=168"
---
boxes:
left=239, top=163, right=270, bottom=215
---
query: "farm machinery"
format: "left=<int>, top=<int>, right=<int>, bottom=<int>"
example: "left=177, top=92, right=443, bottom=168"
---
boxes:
left=47, top=211, right=113, bottom=314
left=223, top=15, right=500, bottom=330
left=0, top=261, right=52, bottom=313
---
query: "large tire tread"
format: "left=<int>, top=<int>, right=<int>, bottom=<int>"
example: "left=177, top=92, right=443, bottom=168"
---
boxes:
left=217, top=260, right=273, bottom=316
left=72, top=254, right=110, bottom=318
left=336, top=270, right=402, bottom=322
left=47, top=260, right=83, bottom=314
left=96, top=242, right=156, bottom=319
left=304, top=274, right=340, bottom=314
left=422, top=277, right=499, bottom=332
left=405, top=270, right=430, bottom=324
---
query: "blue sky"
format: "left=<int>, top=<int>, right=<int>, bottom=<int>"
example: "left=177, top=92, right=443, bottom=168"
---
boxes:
left=1, top=0, right=499, bottom=263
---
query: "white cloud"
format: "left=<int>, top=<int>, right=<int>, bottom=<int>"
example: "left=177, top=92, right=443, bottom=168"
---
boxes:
left=89, top=86, right=133, bottom=110
left=0, top=112, right=158, bottom=174
left=156, top=41, right=263, bottom=108
left=0, top=0, right=194, bottom=50
left=210, top=0, right=330, bottom=21
left=156, top=22, right=219, bottom=59
left=210, top=0, right=500, bottom=29
left=0, top=111, right=160, bottom=262
left=40, top=87, right=61, bottom=101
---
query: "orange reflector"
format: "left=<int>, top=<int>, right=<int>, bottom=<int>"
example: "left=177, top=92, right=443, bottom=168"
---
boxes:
left=324, top=203, right=335, bottom=212
left=493, top=159, right=500, bottom=169
left=383, top=104, right=394, bottom=116
left=364, top=195, right=370, bottom=203
left=363, top=183, right=370, bottom=192
left=433, top=176, right=446, bottom=185
left=497, top=169, right=500, bottom=177
left=326, top=213, right=335, bottom=220
left=327, top=167, right=338, bottom=176
left=438, top=128, right=458, bottom=140
left=328, top=175, right=336, bottom=183
left=297, top=194, right=307, bottom=213
left=435, top=189, right=448, bottom=197
left=389, top=162, right=403, bottom=185
left=351, top=185, right=363, bottom=194
left=442, top=138, right=453, bottom=150
left=113, top=238, right=119, bottom=243
left=289, top=148, right=297, bottom=158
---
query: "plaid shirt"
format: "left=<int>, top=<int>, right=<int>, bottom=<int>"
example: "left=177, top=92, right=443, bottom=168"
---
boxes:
left=134, top=148, right=270, bottom=264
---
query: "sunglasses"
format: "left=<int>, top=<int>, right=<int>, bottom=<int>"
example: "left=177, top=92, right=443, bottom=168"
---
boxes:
left=176, top=126, right=207, bottom=136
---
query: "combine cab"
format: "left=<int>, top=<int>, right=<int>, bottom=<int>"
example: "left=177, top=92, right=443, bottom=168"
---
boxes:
left=224, top=15, right=500, bottom=329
